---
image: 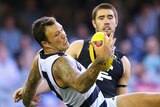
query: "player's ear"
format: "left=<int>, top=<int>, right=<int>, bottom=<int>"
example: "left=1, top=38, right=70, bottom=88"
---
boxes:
left=41, top=41, right=48, bottom=47
left=115, top=19, right=118, bottom=27
left=92, top=20, right=96, bottom=29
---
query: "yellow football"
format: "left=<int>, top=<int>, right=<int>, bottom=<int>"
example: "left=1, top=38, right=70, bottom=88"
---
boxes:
left=89, top=32, right=113, bottom=71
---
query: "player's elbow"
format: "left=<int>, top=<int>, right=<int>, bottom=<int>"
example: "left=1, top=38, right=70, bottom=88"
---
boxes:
left=75, top=85, right=90, bottom=94
left=80, top=89, right=90, bottom=94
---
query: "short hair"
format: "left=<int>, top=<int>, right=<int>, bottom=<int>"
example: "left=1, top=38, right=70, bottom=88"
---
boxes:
left=92, top=3, right=118, bottom=21
left=32, top=16, right=56, bottom=47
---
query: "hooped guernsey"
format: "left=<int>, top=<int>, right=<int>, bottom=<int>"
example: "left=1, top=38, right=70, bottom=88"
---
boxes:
left=38, top=50, right=112, bottom=107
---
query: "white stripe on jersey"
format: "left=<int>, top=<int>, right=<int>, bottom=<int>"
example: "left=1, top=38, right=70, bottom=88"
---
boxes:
left=91, top=90, right=106, bottom=107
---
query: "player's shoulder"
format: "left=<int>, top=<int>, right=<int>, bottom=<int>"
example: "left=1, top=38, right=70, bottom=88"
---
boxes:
left=70, top=39, right=84, bottom=46
left=67, top=40, right=84, bottom=53
left=115, top=49, right=125, bottom=59
left=55, top=54, right=76, bottom=68
left=34, top=49, right=42, bottom=62
left=115, top=49, right=130, bottom=67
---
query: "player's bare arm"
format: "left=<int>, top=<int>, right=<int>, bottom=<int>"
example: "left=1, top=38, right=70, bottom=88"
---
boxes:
left=36, top=80, right=50, bottom=95
left=54, top=55, right=107, bottom=93
left=116, top=56, right=131, bottom=95
left=22, top=55, right=41, bottom=106
left=66, top=40, right=84, bottom=59
left=13, top=51, right=43, bottom=103
left=13, top=50, right=51, bottom=102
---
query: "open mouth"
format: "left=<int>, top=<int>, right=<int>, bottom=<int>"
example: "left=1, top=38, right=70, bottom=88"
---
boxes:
left=64, top=39, right=68, bottom=44
left=103, top=27, right=111, bottom=33
left=103, top=27, right=113, bottom=37
left=103, top=26, right=110, bottom=31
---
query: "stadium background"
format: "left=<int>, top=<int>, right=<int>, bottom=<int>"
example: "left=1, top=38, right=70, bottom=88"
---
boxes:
left=0, top=0, right=160, bottom=106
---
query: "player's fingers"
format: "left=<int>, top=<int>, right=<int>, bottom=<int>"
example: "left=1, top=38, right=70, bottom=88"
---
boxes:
left=33, top=95, right=39, bottom=101
left=90, top=41, right=96, bottom=48
left=15, top=97, right=22, bottom=103
left=30, top=96, right=44, bottom=106
left=37, top=96, right=44, bottom=104
left=110, top=38, right=116, bottom=48
left=109, top=32, right=114, bottom=38
left=113, top=38, right=116, bottom=46
left=30, top=101, right=39, bottom=106
left=108, top=32, right=114, bottom=42
left=103, top=32, right=107, bottom=36
left=18, top=89, right=23, bottom=95
left=13, top=90, right=20, bottom=99
left=103, top=34, right=106, bottom=46
left=13, top=90, right=21, bottom=100
left=13, top=88, right=23, bottom=103
left=106, top=29, right=113, bottom=37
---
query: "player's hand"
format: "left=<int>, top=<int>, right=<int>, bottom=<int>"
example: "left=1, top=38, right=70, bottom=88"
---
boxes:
left=90, top=32, right=116, bottom=61
left=29, top=95, right=43, bottom=107
left=13, top=87, right=23, bottom=103
left=13, top=87, right=43, bottom=106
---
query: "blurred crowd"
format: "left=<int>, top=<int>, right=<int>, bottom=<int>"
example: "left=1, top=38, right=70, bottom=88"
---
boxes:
left=0, top=0, right=160, bottom=107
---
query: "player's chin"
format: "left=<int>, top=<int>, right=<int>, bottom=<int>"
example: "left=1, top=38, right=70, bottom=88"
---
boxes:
left=62, top=45, right=69, bottom=51
left=65, top=45, right=69, bottom=50
left=64, top=42, right=69, bottom=47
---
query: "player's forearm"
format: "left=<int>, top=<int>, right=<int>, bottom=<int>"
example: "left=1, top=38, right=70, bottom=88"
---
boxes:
left=22, top=85, right=36, bottom=107
left=22, top=70, right=41, bottom=106
left=75, top=58, right=105, bottom=93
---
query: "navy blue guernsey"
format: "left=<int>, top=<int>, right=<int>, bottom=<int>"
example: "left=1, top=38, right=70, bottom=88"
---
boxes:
left=77, top=40, right=124, bottom=98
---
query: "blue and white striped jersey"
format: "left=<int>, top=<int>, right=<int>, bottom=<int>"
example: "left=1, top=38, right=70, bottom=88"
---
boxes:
left=38, top=50, right=108, bottom=107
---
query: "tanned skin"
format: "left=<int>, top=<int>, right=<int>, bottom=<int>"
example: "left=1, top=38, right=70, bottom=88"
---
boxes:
left=54, top=56, right=107, bottom=93
left=22, top=55, right=41, bottom=106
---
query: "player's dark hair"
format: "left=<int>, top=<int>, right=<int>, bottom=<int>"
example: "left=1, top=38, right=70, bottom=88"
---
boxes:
left=92, top=3, right=118, bottom=21
left=32, top=16, right=56, bottom=47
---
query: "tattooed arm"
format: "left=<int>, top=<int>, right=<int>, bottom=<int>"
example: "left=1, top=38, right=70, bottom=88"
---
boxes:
left=54, top=56, right=106, bottom=93
left=22, top=54, right=41, bottom=107
left=13, top=50, right=47, bottom=105
left=54, top=35, right=116, bottom=93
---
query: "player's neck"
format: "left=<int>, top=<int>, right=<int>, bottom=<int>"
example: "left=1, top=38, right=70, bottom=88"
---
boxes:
left=43, top=48, right=64, bottom=55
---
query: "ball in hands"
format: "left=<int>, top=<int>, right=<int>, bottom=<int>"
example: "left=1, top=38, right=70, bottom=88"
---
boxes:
left=89, top=32, right=113, bottom=71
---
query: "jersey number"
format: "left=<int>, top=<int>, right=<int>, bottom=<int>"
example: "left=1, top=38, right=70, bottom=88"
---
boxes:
left=97, top=72, right=112, bottom=81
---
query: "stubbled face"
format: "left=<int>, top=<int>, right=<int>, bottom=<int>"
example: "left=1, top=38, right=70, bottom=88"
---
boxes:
left=44, top=22, right=69, bottom=52
left=92, top=9, right=118, bottom=36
